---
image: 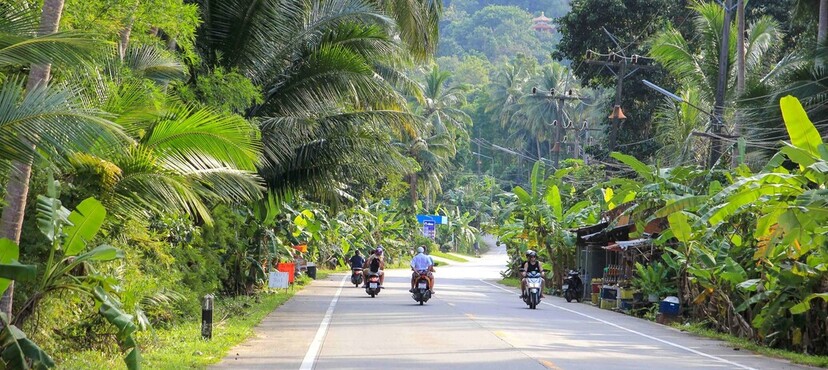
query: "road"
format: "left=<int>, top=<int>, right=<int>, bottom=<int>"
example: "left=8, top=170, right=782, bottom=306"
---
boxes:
left=213, top=237, right=813, bottom=370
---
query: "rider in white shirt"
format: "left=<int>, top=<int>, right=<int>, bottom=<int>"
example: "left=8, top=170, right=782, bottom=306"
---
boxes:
left=409, top=246, right=435, bottom=293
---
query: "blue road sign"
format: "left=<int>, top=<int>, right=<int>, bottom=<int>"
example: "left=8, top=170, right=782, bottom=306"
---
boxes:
left=416, top=214, right=448, bottom=224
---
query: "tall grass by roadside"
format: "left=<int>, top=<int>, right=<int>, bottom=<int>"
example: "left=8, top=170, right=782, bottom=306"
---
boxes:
left=430, top=250, right=469, bottom=262
left=58, top=276, right=319, bottom=369
left=674, top=322, right=828, bottom=368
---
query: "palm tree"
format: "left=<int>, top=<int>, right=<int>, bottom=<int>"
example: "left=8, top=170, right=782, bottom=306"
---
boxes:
left=649, top=1, right=780, bottom=164
left=420, top=65, right=472, bottom=137
left=369, top=0, right=442, bottom=61
left=191, top=0, right=421, bottom=205
left=66, top=46, right=263, bottom=224
left=398, top=133, right=455, bottom=209
left=652, top=87, right=708, bottom=165
left=400, top=66, right=470, bottom=209
left=0, top=3, right=122, bottom=321
left=486, top=61, right=531, bottom=130
left=518, top=63, right=577, bottom=161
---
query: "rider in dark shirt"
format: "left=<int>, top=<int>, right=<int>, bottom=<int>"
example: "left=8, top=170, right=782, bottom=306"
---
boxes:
left=349, top=250, right=365, bottom=269
left=520, top=250, right=544, bottom=298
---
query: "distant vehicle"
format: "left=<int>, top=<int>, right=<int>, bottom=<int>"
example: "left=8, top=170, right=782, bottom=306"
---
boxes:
left=522, top=271, right=543, bottom=309
left=411, top=270, right=432, bottom=305
left=350, top=268, right=363, bottom=287
left=563, top=269, right=584, bottom=303
left=365, top=272, right=381, bottom=297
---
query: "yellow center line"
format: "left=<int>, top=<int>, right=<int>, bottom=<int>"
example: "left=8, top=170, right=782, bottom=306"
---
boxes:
left=539, top=359, right=563, bottom=370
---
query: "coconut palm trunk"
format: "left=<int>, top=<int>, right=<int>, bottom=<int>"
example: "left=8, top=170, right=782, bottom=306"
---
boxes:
left=0, top=0, right=65, bottom=322
left=820, top=0, right=828, bottom=45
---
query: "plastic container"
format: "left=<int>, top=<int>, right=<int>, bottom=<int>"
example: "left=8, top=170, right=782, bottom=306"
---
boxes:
left=591, top=293, right=599, bottom=305
left=659, top=296, right=680, bottom=315
left=306, top=263, right=317, bottom=279
left=619, top=299, right=633, bottom=310
left=619, top=288, right=634, bottom=300
left=600, top=299, right=616, bottom=309
left=600, top=287, right=617, bottom=300
left=276, top=262, right=296, bottom=283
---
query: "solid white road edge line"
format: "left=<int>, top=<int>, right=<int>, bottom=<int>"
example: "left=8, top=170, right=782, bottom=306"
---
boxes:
left=300, top=274, right=348, bottom=370
left=479, top=279, right=757, bottom=370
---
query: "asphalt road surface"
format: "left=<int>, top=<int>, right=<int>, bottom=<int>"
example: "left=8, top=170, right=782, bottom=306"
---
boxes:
left=213, top=237, right=814, bottom=370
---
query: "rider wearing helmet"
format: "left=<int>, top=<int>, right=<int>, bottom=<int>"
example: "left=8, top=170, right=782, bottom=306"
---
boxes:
left=363, top=246, right=386, bottom=287
left=520, top=250, right=544, bottom=298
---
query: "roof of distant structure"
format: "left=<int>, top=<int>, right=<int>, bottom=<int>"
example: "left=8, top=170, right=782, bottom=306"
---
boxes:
left=531, top=23, right=554, bottom=31
left=532, top=12, right=551, bottom=23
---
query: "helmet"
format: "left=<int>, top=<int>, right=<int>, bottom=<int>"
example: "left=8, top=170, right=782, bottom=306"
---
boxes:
left=417, top=246, right=424, bottom=253
left=376, top=247, right=383, bottom=255
left=526, top=250, right=537, bottom=258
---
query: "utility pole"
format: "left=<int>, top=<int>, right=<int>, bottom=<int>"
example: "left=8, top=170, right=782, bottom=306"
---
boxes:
left=529, top=88, right=581, bottom=168
left=736, top=0, right=745, bottom=93
left=610, top=60, right=626, bottom=151
left=733, top=0, right=745, bottom=167
left=584, top=41, right=654, bottom=153
left=711, top=0, right=734, bottom=168
left=476, top=137, right=482, bottom=177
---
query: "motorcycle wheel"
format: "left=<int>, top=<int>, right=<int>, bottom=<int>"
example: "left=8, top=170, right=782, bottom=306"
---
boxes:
left=370, top=292, right=375, bottom=297
left=565, top=290, right=573, bottom=302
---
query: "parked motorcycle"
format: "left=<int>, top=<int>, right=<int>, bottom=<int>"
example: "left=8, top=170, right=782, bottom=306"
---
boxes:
left=411, top=270, right=432, bottom=305
left=562, top=269, right=584, bottom=303
left=351, top=268, right=364, bottom=287
left=365, top=272, right=381, bottom=297
left=522, top=271, right=543, bottom=309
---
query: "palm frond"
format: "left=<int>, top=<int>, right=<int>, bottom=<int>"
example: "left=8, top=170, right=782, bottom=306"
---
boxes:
left=124, top=46, right=187, bottom=84
left=144, top=104, right=261, bottom=170
left=0, top=31, right=101, bottom=67
left=0, top=78, right=124, bottom=164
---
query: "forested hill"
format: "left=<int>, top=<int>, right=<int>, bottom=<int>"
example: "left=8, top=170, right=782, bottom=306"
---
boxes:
left=438, top=0, right=570, bottom=63
left=444, top=0, right=571, bottom=18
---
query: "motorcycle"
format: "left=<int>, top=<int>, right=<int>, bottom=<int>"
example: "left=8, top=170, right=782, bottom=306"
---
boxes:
left=350, top=268, right=364, bottom=287
left=365, top=272, right=381, bottom=297
left=411, top=270, right=432, bottom=305
left=522, top=271, right=543, bottom=309
left=562, top=269, right=584, bottom=303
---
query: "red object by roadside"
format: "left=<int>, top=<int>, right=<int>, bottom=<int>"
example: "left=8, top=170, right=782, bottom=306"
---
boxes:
left=276, top=262, right=295, bottom=283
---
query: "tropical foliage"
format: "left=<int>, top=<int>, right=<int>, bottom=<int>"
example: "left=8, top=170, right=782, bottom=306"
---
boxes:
left=4, top=0, right=828, bottom=367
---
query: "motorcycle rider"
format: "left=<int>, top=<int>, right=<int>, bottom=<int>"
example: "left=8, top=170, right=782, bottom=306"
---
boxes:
left=520, top=250, right=544, bottom=299
left=349, top=249, right=365, bottom=277
left=409, top=246, right=434, bottom=294
left=364, top=247, right=385, bottom=287
left=361, top=249, right=375, bottom=287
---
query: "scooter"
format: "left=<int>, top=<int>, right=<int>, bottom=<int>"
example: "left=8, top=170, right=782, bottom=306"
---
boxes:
left=350, top=268, right=364, bottom=287
left=522, top=271, right=543, bottom=309
left=365, top=272, right=381, bottom=297
left=411, top=270, right=432, bottom=305
left=562, top=269, right=584, bottom=303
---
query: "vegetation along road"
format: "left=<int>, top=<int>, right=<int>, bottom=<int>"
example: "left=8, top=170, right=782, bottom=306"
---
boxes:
left=4, top=1, right=828, bottom=369
left=213, top=239, right=811, bottom=370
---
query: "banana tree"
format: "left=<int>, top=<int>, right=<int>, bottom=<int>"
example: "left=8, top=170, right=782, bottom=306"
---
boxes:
left=10, top=177, right=140, bottom=369
left=0, top=239, right=48, bottom=370
left=646, top=96, right=828, bottom=352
